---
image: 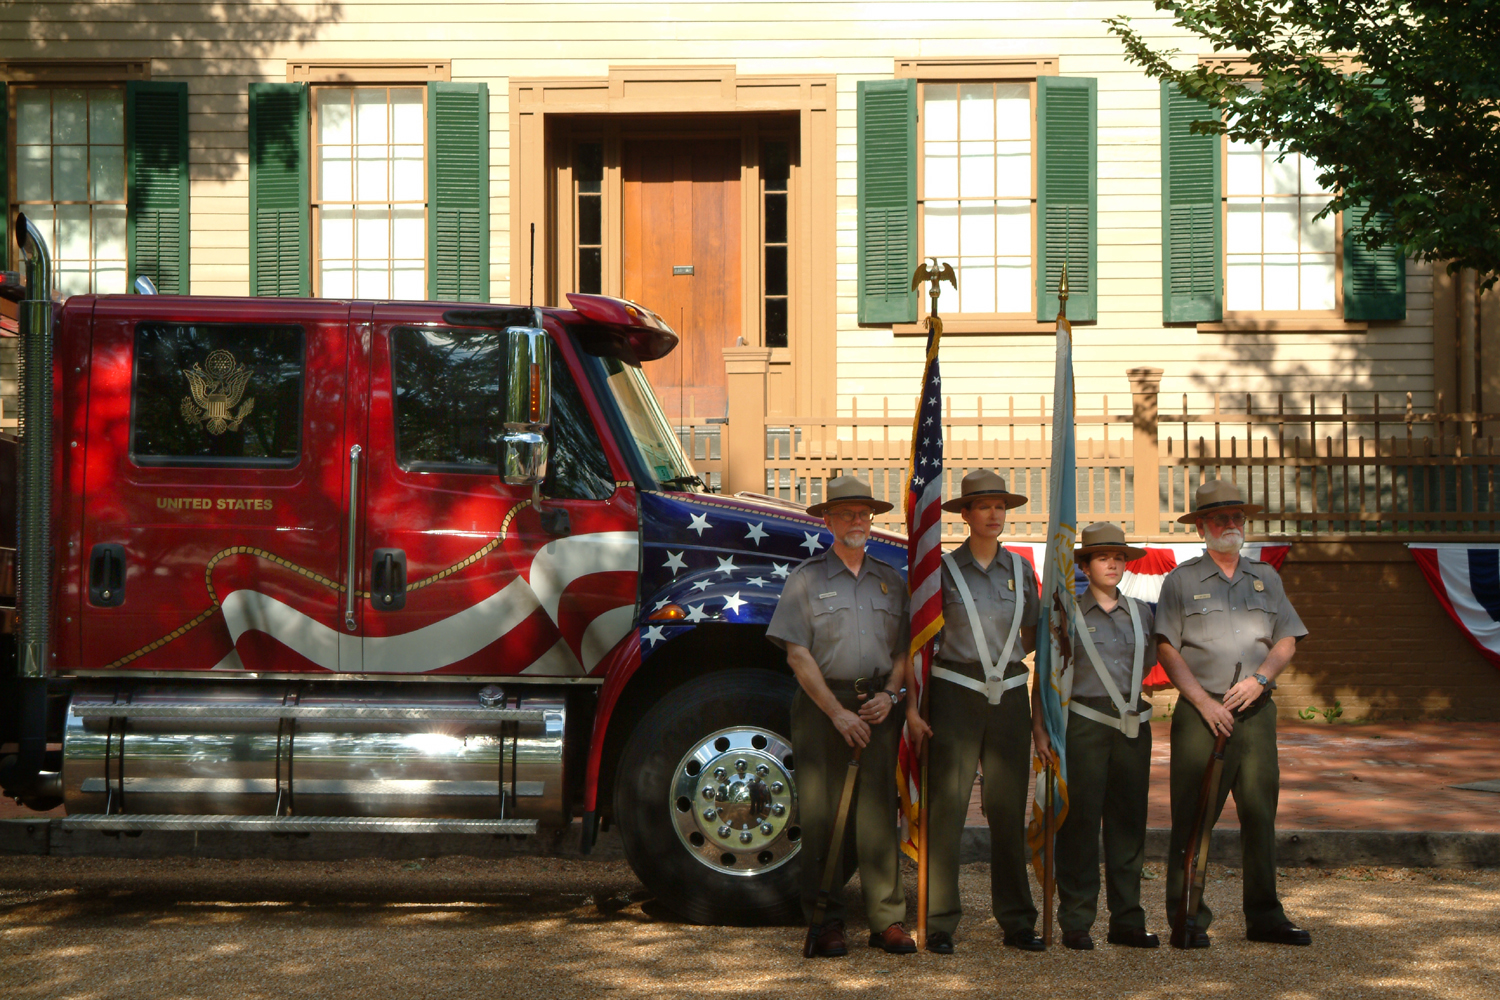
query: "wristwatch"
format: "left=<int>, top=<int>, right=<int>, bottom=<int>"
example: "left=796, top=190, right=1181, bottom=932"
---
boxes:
left=1252, top=672, right=1270, bottom=687
left=886, top=687, right=907, bottom=706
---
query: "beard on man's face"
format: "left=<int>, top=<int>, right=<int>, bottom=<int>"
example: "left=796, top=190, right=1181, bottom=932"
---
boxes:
left=1205, top=528, right=1244, bottom=554
left=840, top=528, right=869, bottom=549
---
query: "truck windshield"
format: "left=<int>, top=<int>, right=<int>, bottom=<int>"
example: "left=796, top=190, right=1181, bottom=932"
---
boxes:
left=598, top=356, right=701, bottom=490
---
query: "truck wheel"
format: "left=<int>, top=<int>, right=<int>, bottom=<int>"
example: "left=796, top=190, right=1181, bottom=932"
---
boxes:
left=614, top=668, right=803, bottom=925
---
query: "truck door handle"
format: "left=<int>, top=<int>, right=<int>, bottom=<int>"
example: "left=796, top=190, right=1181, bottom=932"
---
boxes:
left=89, top=543, right=126, bottom=607
left=344, top=444, right=362, bottom=631
left=370, top=548, right=407, bottom=610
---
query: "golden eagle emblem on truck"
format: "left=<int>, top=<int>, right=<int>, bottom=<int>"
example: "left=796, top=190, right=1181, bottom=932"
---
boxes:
left=181, top=350, right=255, bottom=435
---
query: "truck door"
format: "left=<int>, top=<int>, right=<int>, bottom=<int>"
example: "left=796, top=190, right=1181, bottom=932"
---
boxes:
left=355, top=307, right=639, bottom=676
left=80, top=298, right=356, bottom=674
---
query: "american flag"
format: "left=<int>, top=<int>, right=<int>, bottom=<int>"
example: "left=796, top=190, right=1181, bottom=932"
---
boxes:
left=898, top=321, right=945, bottom=860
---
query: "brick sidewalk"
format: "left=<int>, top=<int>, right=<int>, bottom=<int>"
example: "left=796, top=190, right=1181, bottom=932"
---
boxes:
left=968, top=720, right=1500, bottom=833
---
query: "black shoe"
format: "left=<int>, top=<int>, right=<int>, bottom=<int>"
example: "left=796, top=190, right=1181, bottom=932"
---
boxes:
left=1169, top=925, right=1211, bottom=949
left=1004, top=929, right=1046, bottom=952
left=925, top=930, right=955, bottom=954
left=1247, top=922, right=1311, bottom=946
left=1062, top=930, right=1094, bottom=950
left=1107, top=928, right=1161, bottom=949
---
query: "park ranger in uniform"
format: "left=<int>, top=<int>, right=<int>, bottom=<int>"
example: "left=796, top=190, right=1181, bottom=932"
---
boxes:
left=1155, top=479, right=1312, bottom=948
left=766, top=475, right=916, bottom=958
left=1036, top=522, right=1162, bottom=951
left=904, top=469, right=1042, bottom=954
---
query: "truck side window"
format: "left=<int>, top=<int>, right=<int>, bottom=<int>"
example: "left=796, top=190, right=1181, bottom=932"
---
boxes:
left=545, top=351, right=615, bottom=501
left=131, top=323, right=304, bottom=467
left=392, top=326, right=506, bottom=472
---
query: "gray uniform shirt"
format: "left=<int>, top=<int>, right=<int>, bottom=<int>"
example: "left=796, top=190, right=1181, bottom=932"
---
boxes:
left=1153, top=553, right=1307, bottom=694
left=766, top=549, right=911, bottom=681
left=936, top=541, right=1039, bottom=670
left=1070, top=589, right=1156, bottom=701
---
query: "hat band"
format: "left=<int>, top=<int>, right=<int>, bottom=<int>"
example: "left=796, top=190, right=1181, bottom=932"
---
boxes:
left=1194, top=498, right=1251, bottom=514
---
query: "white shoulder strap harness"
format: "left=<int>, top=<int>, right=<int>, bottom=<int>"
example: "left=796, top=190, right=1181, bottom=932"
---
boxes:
left=932, top=548, right=1029, bottom=705
left=1068, top=595, right=1152, bottom=738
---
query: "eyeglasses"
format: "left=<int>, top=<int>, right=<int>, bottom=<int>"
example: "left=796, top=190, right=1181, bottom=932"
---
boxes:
left=1205, top=512, right=1247, bottom=528
left=829, top=509, right=875, bottom=523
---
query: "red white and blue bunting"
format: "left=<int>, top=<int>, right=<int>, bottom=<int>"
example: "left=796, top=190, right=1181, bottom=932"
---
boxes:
left=1409, top=543, right=1500, bottom=670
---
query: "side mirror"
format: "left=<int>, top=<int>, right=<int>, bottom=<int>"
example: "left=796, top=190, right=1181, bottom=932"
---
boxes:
left=133, top=275, right=158, bottom=295
left=499, top=327, right=551, bottom=485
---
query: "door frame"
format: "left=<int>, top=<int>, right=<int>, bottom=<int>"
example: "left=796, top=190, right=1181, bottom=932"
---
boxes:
left=510, top=67, right=836, bottom=419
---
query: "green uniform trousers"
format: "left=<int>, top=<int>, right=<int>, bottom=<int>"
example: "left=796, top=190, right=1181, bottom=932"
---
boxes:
left=925, top=661, right=1037, bottom=936
left=1165, top=694, right=1289, bottom=934
left=1054, top=696, right=1152, bottom=935
left=791, top=687, right=906, bottom=930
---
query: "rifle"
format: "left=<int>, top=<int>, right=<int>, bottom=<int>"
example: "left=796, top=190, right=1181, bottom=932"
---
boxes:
left=1042, top=759, right=1056, bottom=947
left=803, top=745, right=863, bottom=957
left=1171, top=662, right=1242, bottom=949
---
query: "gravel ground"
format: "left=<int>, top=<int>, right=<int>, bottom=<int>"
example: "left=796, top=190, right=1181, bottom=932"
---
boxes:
left=0, top=856, right=1495, bottom=1000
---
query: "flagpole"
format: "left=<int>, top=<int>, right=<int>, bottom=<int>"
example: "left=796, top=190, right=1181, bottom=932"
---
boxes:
left=1041, top=264, right=1071, bottom=951
left=916, top=290, right=944, bottom=953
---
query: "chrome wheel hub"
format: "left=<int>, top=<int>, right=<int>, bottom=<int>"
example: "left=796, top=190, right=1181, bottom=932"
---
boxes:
left=671, top=726, right=798, bottom=877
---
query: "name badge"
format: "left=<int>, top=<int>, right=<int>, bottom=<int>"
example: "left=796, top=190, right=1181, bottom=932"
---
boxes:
left=818, top=591, right=838, bottom=600
left=1192, top=593, right=1212, bottom=601
left=1253, top=580, right=1265, bottom=592
left=1087, top=626, right=1097, bottom=633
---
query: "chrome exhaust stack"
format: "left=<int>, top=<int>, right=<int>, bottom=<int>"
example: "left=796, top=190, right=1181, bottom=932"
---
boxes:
left=0, top=214, right=56, bottom=803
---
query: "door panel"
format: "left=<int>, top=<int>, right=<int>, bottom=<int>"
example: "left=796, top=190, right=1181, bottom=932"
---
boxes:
left=622, top=138, right=741, bottom=421
left=79, top=298, right=354, bottom=674
left=357, top=309, right=640, bottom=676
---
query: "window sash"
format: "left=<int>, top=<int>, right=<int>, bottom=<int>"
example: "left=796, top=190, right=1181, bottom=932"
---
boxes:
left=917, top=80, right=1036, bottom=318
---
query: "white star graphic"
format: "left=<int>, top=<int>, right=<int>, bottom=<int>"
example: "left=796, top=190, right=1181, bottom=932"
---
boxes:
left=928, top=395, right=938, bottom=406
left=913, top=474, right=925, bottom=486
left=687, top=512, right=712, bottom=536
left=746, top=576, right=768, bottom=588
left=684, top=603, right=710, bottom=623
left=923, top=437, right=932, bottom=447
left=772, top=562, right=790, bottom=579
left=744, top=522, right=768, bottom=545
left=642, top=625, right=666, bottom=646
left=919, top=455, right=929, bottom=466
left=801, top=531, right=825, bottom=554
left=653, top=597, right=673, bottom=610
left=692, top=579, right=712, bottom=592
left=924, top=416, right=934, bottom=426
left=722, top=592, right=747, bottom=616
left=663, top=551, right=687, bottom=574
left=930, top=374, right=939, bottom=386
left=716, top=556, right=738, bottom=576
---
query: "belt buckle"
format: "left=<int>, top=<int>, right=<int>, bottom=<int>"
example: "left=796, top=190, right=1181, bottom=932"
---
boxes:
left=853, top=675, right=876, bottom=696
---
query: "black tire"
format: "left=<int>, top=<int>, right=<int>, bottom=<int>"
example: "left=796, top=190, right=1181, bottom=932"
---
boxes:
left=614, top=668, right=803, bottom=925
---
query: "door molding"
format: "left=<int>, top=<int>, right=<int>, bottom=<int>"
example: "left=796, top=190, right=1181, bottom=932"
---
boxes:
left=510, top=66, right=836, bottom=418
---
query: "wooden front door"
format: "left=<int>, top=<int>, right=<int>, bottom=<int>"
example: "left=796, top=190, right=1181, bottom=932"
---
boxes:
left=622, top=138, right=741, bottom=422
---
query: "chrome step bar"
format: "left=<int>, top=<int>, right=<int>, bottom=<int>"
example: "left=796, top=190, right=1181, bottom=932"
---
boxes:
left=69, top=703, right=545, bottom=722
left=61, top=814, right=539, bottom=835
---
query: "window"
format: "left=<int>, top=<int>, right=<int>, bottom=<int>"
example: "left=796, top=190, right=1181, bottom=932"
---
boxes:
left=313, top=87, right=426, bottom=299
left=762, top=139, right=790, bottom=347
left=131, top=323, right=304, bottom=467
left=1225, top=139, right=1336, bottom=312
left=391, top=326, right=504, bottom=471
left=919, top=82, right=1032, bottom=315
left=13, top=86, right=127, bottom=296
left=574, top=142, right=603, bottom=295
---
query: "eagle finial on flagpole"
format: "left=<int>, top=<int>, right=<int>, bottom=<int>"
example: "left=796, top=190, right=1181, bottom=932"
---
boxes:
left=912, top=256, right=957, bottom=326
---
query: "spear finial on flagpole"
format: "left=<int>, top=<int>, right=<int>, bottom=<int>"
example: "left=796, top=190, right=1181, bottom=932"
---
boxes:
left=1058, top=262, right=1070, bottom=321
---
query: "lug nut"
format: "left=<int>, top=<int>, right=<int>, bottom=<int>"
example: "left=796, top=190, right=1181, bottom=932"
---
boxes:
left=713, top=767, right=726, bottom=779
left=703, top=809, right=717, bottom=822
left=770, top=782, right=784, bottom=794
left=718, top=825, right=732, bottom=838
left=735, top=759, right=747, bottom=772
left=739, top=831, right=754, bottom=844
left=772, top=803, right=785, bottom=816
left=756, top=763, right=769, bottom=775
left=761, top=823, right=774, bottom=835
left=701, top=786, right=715, bottom=799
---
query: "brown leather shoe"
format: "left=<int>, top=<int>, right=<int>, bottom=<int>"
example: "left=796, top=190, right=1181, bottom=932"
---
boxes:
left=868, top=923, right=918, bottom=954
left=1062, top=930, right=1095, bottom=950
left=810, top=919, right=847, bottom=957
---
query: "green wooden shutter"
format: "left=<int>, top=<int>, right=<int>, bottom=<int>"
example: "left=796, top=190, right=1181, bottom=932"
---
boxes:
left=1160, top=82, right=1222, bottom=323
left=1036, top=76, right=1096, bottom=322
left=857, top=78, right=917, bottom=324
left=126, top=81, right=190, bottom=294
left=249, top=83, right=309, bottom=297
left=0, top=83, right=8, bottom=267
left=428, top=82, right=489, bottom=302
left=1343, top=203, right=1406, bottom=321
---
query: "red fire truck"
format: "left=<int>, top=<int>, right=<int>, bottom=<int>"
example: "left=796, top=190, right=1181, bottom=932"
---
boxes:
left=0, top=215, right=910, bottom=924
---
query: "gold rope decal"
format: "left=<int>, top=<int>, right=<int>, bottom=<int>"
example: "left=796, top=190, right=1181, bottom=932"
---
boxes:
left=102, top=500, right=534, bottom=670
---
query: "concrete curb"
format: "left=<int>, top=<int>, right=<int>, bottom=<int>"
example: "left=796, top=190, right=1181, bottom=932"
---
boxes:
left=4, top=818, right=1495, bottom=868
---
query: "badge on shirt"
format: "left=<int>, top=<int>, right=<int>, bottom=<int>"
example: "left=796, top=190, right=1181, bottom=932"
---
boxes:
left=1087, top=626, right=1097, bottom=633
left=818, top=591, right=838, bottom=600
left=1193, top=593, right=1212, bottom=601
left=880, top=582, right=889, bottom=594
left=1254, top=580, right=1265, bottom=592
left=1008, top=579, right=1015, bottom=592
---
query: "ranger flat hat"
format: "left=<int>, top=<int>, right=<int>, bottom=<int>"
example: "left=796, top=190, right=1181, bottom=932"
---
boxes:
left=806, top=474, right=894, bottom=518
left=940, top=468, right=1028, bottom=513
left=1074, top=521, right=1147, bottom=561
left=1177, top=478, right=1265, bottom=524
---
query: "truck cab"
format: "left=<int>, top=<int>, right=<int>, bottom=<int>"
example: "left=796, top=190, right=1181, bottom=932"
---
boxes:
left=1, top=276, right=909, bottom=925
